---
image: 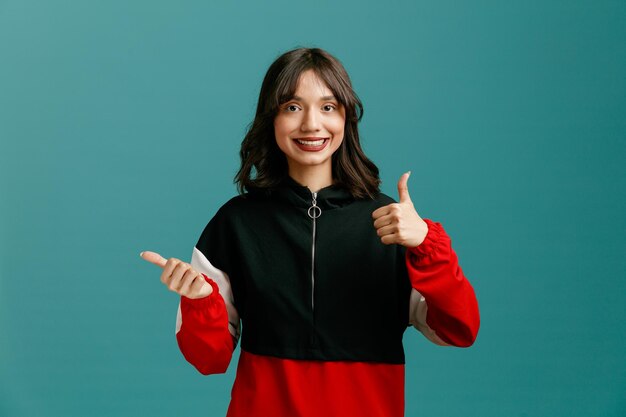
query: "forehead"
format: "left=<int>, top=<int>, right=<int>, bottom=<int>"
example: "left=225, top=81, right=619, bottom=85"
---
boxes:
left=294, top=70, right=334, bottom=97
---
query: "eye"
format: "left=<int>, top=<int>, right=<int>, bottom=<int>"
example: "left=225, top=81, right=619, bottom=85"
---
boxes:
left=322, top=104, right=336, bottom=111
left=285, top=104, right=300, bottom=112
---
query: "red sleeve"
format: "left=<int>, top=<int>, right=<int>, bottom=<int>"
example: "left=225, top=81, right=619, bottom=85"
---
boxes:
left=175, top=274, right=235, bottom=374
left=405, top=218, right=480, bottom=347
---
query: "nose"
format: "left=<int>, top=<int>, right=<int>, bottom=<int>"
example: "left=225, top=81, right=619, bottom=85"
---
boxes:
left=300, top=109, right=321, bottom=132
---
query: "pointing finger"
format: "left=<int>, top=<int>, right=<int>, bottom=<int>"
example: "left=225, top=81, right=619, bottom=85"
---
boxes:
left=140, top=251, right=167, bottom=268
left=397, top=171, right=412, bottom=204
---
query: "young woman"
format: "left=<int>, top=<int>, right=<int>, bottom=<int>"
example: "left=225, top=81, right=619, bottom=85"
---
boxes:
left=141, top=47, right=480, bottom=417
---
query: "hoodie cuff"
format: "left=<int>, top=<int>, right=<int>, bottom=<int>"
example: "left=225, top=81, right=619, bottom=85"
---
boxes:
left=180, top=274, right=220, bottom=309
left=407, top=218, right=446, bottom=259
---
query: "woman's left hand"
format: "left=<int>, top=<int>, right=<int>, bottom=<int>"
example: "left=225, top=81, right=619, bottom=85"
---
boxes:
left=372, top=171, right=429, bottom=248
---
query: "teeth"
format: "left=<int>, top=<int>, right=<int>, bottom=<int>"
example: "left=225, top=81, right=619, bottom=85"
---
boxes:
left=296, top=139, right=326, bottom=146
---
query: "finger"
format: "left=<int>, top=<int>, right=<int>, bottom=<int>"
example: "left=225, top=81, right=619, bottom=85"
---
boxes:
left=163, top=257, right=181, bottom=277
left=140, top=251, right=167, bottom=268
left=189, top=274, right=209, bottom=296
left=162, top=258, right=182, bottom=285
left=179, top=271, right=200, bottom=295
left=397, top=171, right=412, bottom=204
left=380, top=234, right=398, bottom=245
left=169, top=262, right=192, bottom=292
left=189, top=274, right=213, bottom=295
left=373, top=214, right=394, bottom=229
left=372, top=205, right=391, bottom=220
left=376, top=224, right=398, bottom=237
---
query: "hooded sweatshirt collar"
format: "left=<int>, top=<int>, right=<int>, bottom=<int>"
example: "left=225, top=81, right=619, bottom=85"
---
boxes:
left=250, top=175, right=356, bottom=210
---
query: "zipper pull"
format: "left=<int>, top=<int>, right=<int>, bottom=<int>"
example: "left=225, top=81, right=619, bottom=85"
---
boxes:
left=308, top=192, right=322, bottom=219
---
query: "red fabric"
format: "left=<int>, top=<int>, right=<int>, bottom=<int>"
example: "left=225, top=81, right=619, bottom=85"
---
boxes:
left=405, top=218, right=480, bottom=347
left=176, top=277, right=234, bottom=375
left=175, top=218, right=479, bottom=416
left=226, top=350, right=405, bottom=417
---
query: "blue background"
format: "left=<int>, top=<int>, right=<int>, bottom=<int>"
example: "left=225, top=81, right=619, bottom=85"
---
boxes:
left=1, top=1, right=625, bottom=416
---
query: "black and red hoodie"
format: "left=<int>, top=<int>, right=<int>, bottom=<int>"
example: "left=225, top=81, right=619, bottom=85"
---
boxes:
left=174, top=176, right=480, bottom=417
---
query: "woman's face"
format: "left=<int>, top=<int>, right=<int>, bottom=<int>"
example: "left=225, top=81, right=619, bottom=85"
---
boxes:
left=274, top=69, right=346, bottom=178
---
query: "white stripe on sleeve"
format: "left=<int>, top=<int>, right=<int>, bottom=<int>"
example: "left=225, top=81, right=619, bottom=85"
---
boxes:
left=409, top=288, right=450, bottom=346
left=174, top=247, right=241, bottom=342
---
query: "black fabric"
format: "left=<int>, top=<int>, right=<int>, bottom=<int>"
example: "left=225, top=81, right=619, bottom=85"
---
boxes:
left=195, top=177, right=412, bottom=364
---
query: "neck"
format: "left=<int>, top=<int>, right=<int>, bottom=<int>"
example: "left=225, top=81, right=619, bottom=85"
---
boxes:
left=288, top=163, right=333, bottom=193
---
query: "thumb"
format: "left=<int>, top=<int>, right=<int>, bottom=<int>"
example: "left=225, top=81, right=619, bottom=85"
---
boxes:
left=140, top=251, right=167, bottom=268
left=397, top=171, right=412, bottom=203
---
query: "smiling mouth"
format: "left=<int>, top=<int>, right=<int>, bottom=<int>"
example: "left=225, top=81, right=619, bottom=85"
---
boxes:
left=292, top=137, right=330, bottom=152
left=294, top=138, right=328, bottom=146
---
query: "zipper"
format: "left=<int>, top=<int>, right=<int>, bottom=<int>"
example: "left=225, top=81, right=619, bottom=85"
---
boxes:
left=307, top=191, right=321, bottom=312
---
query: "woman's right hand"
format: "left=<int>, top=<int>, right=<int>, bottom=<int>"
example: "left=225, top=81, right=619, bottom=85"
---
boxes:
left=140, top=251, right=213, bottom=299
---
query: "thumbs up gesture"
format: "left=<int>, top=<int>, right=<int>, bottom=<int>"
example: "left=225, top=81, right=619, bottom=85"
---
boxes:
left=372, top=172, right=429, bottom=248
left=140, top=251, right=213, bottom=299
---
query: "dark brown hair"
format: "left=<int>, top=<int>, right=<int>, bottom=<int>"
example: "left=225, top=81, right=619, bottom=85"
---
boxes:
left=235, top=47, right=380, bottom=199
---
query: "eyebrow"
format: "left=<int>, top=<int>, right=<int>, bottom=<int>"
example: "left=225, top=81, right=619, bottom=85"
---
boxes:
left=292, top=95, right=337, bottom=101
